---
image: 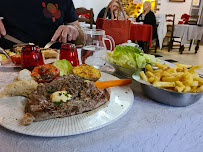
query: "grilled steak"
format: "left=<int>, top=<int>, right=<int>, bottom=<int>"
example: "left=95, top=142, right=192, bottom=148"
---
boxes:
left=22, top=74, right=110, bottom=125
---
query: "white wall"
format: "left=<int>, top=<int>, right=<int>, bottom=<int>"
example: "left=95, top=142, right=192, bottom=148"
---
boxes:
left=73, top=0, right=111, bottom=21
left=157, top=0, right=192, bottom=24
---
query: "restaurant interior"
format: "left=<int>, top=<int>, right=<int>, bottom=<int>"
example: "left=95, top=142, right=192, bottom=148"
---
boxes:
left=74, top=0, right=203, bottom=73
left=0, top=0, right=203, bottom=152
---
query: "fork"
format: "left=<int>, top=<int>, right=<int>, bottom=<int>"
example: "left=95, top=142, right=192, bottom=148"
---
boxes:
left=0, top=47, right=10, bottom=59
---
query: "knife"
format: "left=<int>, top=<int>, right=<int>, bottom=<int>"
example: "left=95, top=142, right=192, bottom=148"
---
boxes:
left=4, top=34, right=24, bottom=44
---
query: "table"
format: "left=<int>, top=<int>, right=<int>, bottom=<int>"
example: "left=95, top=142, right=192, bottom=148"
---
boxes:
left=173, top=24, right=203, bottom=54
left=130, top=23, right=153, bottom=48
left=0, top=67, right=203, bottom=152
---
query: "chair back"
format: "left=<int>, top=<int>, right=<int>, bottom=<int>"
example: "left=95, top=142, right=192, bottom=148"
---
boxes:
left=188, top=15, right=199, bottom=25
left=76, top=8, right=94, bottom=29
left=165, top=14, right=175, bottom=37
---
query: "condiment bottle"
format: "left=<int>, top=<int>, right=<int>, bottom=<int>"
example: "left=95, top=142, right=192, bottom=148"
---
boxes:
left=21, top=45, right=44, bottom=71
left=59, top=43, right=79, bottom=66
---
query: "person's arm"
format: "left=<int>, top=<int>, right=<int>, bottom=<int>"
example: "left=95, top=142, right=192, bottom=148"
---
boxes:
left=51, top=0, right=84, bottom=45
left=136, top=13, right=142, bottom=22
left=0, top=18, right=6, bottom=38
left=51, top=20, right=84, bottom=45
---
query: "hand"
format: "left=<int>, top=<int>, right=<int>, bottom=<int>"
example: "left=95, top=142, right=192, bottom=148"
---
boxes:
left=51, top=25, right=79, bottom=43
left=0, top=20, right=6, bottom=38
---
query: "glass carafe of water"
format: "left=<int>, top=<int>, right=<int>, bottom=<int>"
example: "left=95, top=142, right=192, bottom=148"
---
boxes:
left=81, top=29, right=115, bottom=69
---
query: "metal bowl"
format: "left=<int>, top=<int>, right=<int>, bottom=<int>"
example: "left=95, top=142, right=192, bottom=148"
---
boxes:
left=132, top=72, right=203, bottom=107
left=106, top=60, right=141, bottom=78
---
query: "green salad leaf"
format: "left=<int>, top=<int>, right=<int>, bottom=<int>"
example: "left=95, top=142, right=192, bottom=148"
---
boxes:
left=53, top=59, right=72, bottom=76
left=106, top=45, right=160, bottom=69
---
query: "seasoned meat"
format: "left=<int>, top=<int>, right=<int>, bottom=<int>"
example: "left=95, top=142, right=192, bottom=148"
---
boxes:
left=23, top=74, right=110, bottom=125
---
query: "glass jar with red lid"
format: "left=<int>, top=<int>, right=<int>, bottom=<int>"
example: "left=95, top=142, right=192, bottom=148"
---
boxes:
left=21, top=45, right=44, bottom=71
left=59, top=43, right=79, bottom=66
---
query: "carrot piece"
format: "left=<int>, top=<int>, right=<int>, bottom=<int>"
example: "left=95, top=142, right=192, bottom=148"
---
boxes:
left=94, top=79, right=132, bottom=89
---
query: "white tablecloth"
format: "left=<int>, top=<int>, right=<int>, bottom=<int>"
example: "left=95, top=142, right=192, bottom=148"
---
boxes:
left=0, top=68, right=203, bottom=152
left=156, top=14, right=167, bottom=49
left=173, top=24, right=203, bottom=45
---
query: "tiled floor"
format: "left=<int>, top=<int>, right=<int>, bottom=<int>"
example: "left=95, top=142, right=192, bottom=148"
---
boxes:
left=147, top=44, right=203, bottom=74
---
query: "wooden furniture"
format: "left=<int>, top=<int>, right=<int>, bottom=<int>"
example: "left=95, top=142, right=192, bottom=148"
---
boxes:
left=162, top=14, right=175, bottom=52
left=76, top=8, right=94, bottom=29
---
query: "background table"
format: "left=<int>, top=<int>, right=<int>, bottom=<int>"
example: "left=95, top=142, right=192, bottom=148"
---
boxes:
left=173, top=24, right=203, bottom=54
left=130, top=24, right=153, bottom=47
left=0, top=67, right=203, bottom=152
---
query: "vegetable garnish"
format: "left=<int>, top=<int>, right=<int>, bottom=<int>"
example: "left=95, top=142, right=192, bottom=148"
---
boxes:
left=106, top=45, right=160, bottom=69
left=31, top=64, right=60, bottom=83
left=53, top=59, right=72, bottom=76
left=94, top=79, right=132, bottom=89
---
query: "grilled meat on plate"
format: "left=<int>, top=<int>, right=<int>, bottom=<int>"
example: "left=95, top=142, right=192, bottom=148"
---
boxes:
left=22, top=74, right=110, bottom=125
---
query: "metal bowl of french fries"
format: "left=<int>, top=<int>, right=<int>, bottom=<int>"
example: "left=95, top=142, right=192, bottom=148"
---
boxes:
left=133, top=62, right=203, bottom=107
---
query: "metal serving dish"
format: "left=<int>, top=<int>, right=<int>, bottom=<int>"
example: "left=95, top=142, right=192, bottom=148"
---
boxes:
left=105, top=60, right=141, bottom=77
left=132, top=72, right=203, bottom=107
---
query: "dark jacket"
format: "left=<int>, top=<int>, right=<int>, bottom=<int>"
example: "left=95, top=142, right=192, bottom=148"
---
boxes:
left=97, top=7, right=115, bottom=19
left=136, top=11, right=157, bottom=39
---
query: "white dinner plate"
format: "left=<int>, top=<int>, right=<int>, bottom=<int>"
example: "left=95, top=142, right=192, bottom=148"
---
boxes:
left=0, top=72, right=134, bottom=137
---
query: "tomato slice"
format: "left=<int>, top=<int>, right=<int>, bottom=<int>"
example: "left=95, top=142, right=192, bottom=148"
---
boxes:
left=10, top=54, right=21, bottom=64
left=31, top=64, right=60, bottom=83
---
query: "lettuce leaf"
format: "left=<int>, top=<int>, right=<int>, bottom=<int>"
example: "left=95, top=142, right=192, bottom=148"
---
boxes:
left=53, top=59, right=72, bottom=76
left=106, top=45, right=159, bottom=69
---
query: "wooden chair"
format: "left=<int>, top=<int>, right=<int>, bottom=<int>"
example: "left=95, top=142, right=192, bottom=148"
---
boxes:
left=163, top=14, right=175, bottom=52
left=76, top=8, right=94, bottom=29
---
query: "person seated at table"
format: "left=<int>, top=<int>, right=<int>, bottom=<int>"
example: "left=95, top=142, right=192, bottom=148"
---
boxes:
left=97, top=0, right=127, bottom=20
left=0, top=0, right=84, bottom=49
left=136, top=1, right=157, bottom=49
left=97, top=1, right=119, bottom=19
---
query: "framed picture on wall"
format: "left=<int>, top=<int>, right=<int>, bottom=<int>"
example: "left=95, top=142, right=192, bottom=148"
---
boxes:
left=193, top=0, right=200, bottom=6
left=169, top=0, right=185, bottom=2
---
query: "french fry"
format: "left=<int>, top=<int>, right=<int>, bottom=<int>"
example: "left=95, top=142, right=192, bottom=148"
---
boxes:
left=162, top=76, right=178, bottom=82
left=139, top=71, right=148, bottom=82
left=155, top=63, right=165, bottom=69
left=175, top=86, right=185, bottom=93
left=191, top=81, right=199, bottom=87
left=146, top=64, right=154, bottom=73
left=188, top=65, right=202, bottom=73
left=184, top=86, right=191, bottom=93
left=194, top=77, right=203, bottom=85
left=140, top=62, right=203, bottom=93
left=197, top=86, right=203, bottom=92
left=163, top=71, right=171, bottom=77
left=167, top=67, right=177, bottom=73
left=145, top=71, right=155, bottom=78
left=175, top=63, right=192, bottom=69
left=176, top=81, right=185, bottom=87
left=148, top=77, right=155, bottom=83
left=153, top=81, right=175, bottom=88
left=154, top=75, right=161, bottom=82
